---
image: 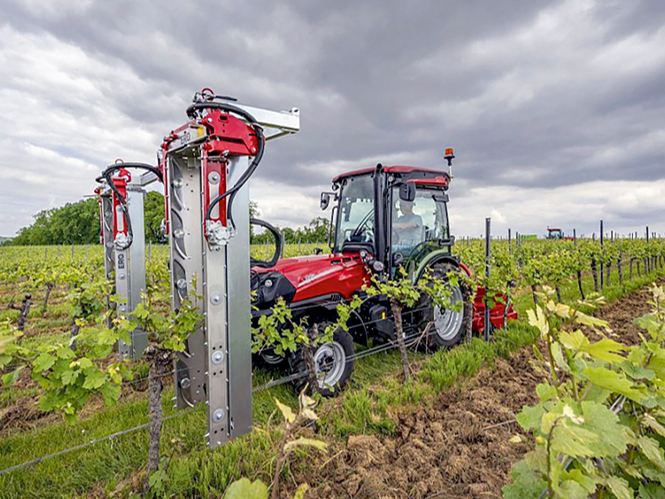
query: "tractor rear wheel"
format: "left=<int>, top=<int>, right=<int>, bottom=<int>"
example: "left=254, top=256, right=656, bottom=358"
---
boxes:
left=417, top=263, right=472, bottom=349
left=291, top=326, right=355, bottom=397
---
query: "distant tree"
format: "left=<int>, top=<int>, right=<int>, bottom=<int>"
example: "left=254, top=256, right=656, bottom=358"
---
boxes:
left=10, top=199, right=100, bottom=245
left=9, top=192, right=168, bottom=246
left=144, top=191, right=166, bottom=243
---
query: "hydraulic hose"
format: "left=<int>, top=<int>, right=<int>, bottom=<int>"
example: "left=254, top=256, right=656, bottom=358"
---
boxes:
left=250, top=218, right=283, bottom=268
left=96, top=162, right=163, bottom=250
left=186, top=100, right=266, bottom=232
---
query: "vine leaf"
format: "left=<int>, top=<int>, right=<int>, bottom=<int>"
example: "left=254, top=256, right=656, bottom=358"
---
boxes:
left=583, top=366, right=645, bottom=402
left=604, top=476, right=632, bottom=499
left=274, top=398, right=296, bottom=424
left=283, top=437, right=328, bottom=454
left=223, top=478, right=268, bottom=499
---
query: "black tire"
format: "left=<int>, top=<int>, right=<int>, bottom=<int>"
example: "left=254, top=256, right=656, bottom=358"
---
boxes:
left=291, top=327, right=356, bottom=397
left=416, top=262, right=472, bottom=350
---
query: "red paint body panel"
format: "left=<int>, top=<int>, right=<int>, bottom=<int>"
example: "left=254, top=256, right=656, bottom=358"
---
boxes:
left=111, top=169, right=130, bottom=239
left=471, top=285, right=518, bottom=334
left=333, top=165, right=449, bottom=183
left=408, top=176, right=449, bottom=187
left=254, top=254, right=371, bottom=302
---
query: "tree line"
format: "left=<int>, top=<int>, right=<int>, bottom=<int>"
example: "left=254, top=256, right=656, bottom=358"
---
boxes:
left=5, top=195, right=330, bottom=245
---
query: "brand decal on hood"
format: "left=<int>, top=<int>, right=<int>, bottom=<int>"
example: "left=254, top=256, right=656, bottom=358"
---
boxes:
left=297, top=261, right=358, bottom=288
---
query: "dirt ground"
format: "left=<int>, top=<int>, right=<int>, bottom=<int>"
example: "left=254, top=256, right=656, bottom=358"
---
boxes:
left=290, top=282, right=659, bottom=499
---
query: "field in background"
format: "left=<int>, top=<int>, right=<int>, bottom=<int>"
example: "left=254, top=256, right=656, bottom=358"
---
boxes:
left=1, top=237, right=665, bottom=498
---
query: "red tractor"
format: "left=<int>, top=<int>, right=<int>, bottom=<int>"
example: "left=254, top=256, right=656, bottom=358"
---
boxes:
left=251, top=157, right=517, bottom=394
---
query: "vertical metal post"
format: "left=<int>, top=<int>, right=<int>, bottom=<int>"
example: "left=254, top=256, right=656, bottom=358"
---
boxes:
left=484, top=217, right=491, bottom=343
left=599, top=220, right=604, bottom=290
left=508, top=228, right=512, bottom=255
left=115, top=185, right=147, bottom=359
left=646, top=226, right=649, bottom=243
left=167, top=151, right=254, bottom=448
left=573, top=228, right=577, bottom=247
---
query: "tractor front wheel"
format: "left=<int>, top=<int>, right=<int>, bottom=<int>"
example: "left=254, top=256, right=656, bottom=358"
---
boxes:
left=291, top=327, right=355, bottom=397
left=418, top=263, right=472, bottom=349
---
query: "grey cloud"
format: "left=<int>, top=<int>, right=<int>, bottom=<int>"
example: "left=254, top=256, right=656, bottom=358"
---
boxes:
left=1, top=0, right=665, bottom=238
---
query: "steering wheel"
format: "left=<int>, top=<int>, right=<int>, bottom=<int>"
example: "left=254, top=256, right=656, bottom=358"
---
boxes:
left=351, top=211, right=374, bottom=241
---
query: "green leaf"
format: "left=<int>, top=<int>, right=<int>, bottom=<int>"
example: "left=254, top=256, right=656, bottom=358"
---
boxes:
left=61, top=369, right=80, bottom=386
left=578, top=401, right=629, bottom=457
left=605, top=476, right=633, bottom=499
left=575, top=312, right=611, bottom=331
left=1, top=366, right=24, bottom=386
left=559, top=330, right=589, bottom=351
left=556, top=479, right=592, bottom=499
left=516, top=403, right=545, bottom=431
left=292, top=483, right=309, bottom=499
left=100, top=382, right=121, bottom=406
left=283, top=437, right=328, bottom=454
left=502, top=458, right=547, bottom=499
left=527, top=307, right=549, bottom=337
left=274, top=398, right=296, bottom=424
left=551, top=423, right=597, bottom=457
left=224, top=478, right=268, bottom=499
left=639, top=483, right=665, bottom=499
left=581, top=338, right=627, bottom=364
left=562, top=469, right=597, bottom=495
left=82, top=369, right=106, bottom=390
left=583, top=366, right=645, bottom=402
left=55, top=346, right=76, bottom=360
left=33, top=352, right=56, bottom=372
left=536, top=383, right=558, bottom=403
left=642, top=414, right=665, bottom=437
left=636, top=436, right=665, bottom=469
left=0, top=353, right=13, bottom=369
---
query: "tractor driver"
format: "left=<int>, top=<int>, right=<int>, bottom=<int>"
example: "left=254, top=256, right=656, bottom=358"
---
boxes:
left=393, top=200, right=423, bottom=249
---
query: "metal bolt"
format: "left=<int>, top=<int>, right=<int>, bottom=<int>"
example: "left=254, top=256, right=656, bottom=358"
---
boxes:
left=210, top=293, right=221, bottom=305
left=174, top=228, right=185, bottom=239
left=176, top=278, right=187, bottom=289
left=208, top=171, right=221, bottom=184
left=179, top=378, right=191, bottom=389
left=211, top=351, right=224, bottom=364
left=173, top=178, right=183, bottom=188
left=212, top=409, right=225, bottom=422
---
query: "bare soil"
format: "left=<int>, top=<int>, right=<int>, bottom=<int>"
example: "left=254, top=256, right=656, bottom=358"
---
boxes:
left=288, top=281, right=658, bottom=499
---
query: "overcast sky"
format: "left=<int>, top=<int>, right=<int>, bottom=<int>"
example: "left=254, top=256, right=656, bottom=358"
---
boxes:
left=1, top=0, right=664, bottom=239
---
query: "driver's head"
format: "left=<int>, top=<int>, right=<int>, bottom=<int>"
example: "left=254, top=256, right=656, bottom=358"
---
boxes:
left=399, top=200, right=414, bottom=215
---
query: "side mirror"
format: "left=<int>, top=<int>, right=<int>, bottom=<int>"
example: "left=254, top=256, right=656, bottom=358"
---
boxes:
left=320, top=192, right=331, bottom=210
left=399, top=182, right=416, bottom=202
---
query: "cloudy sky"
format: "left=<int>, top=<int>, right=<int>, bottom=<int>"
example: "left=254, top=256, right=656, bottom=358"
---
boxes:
left=1, top=0, right=664, bottom=239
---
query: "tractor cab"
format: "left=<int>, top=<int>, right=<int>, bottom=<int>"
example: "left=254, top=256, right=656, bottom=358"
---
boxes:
left=547, top=227, right=564, bottom=240
left=327, top=165, right=454, bottom=279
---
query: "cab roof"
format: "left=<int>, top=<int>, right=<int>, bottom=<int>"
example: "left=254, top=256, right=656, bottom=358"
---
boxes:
left=332, top=165, right=449, bottom=183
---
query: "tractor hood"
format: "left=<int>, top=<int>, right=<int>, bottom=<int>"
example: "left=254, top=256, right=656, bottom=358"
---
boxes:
left=253, top=253, right=370, bottom=304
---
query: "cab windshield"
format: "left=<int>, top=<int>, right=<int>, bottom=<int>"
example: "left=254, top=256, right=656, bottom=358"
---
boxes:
left=334, top=174, right=375, bottom=252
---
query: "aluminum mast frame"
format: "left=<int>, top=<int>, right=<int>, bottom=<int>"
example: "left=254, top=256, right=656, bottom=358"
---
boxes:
left=162, top=97, right=299, bottom=448
left=97, top=169, right=158, bottom=359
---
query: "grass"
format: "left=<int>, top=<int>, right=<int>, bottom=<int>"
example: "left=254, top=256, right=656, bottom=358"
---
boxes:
left=0, top=265, right=663, bottom=498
